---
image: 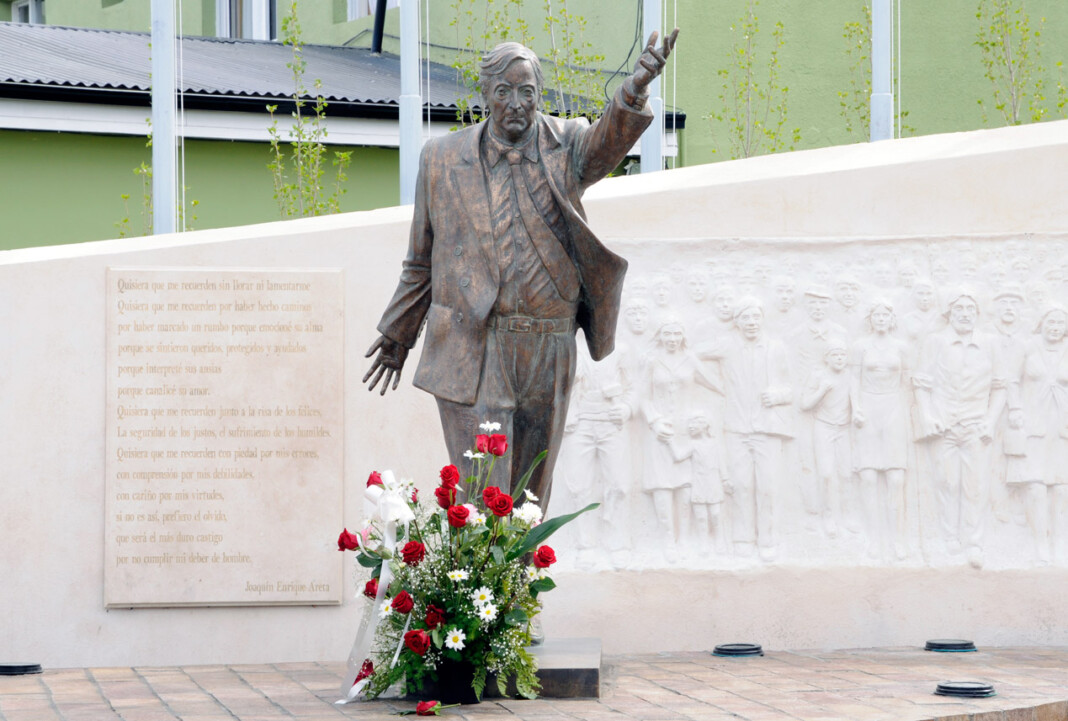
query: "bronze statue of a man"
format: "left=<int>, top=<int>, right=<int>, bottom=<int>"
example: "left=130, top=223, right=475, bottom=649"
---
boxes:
left=365, top=30, right=678, bottom=509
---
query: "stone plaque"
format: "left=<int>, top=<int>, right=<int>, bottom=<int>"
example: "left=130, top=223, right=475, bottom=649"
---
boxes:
left=105, top=268, right=343, bottom=607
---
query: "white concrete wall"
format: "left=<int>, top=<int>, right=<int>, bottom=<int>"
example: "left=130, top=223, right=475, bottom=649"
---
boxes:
left=2, top=120, right=1066, bottom=667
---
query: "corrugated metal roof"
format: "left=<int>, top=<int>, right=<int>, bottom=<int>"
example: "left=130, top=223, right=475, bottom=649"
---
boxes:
left=0, top=21, right=472, bottom=109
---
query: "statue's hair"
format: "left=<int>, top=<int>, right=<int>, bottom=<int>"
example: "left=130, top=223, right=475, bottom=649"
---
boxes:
left=733, top=295, right=765, bottom=321
left=479, top=42, right=544, bottom=99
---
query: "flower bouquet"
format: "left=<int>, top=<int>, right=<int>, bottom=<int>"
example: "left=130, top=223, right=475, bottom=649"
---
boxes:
left=337, top=423, right=595, bottom=703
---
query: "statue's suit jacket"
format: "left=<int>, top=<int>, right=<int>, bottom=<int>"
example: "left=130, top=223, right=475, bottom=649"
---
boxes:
left=377, top=91, right=653, bottom=405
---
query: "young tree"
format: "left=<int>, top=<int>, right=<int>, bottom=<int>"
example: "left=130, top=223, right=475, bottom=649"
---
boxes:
left=267, top=1, right=352, bottom=217
left=708, top=0, right=799, bottom=159
left=975, top=0, right=1047, bottom=125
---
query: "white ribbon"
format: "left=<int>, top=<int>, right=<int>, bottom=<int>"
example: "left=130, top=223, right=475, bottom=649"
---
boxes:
left=336, top=472, right=414, bottom=704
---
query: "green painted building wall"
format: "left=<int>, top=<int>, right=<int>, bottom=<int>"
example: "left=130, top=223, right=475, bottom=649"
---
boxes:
left=3, top=0, right=1066, bottom=250
left=349, top=0, right=1068, bottom=167
left=0, top=129, right=398, bottom=250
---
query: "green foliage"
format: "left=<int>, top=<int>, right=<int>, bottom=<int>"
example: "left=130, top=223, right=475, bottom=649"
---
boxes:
left=975, top=0, right=1047, bottom=125
left=1056, top=60, right=1067, bottom=118
left=267, top=1, right=352, bottom=218
left=838, top=4, right=870, bottom=140
left=707, top=0, right=800, bottom=159
left=448, top=0, right=604, bottom=126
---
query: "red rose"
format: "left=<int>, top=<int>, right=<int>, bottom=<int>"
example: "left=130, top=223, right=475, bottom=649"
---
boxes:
left=482, top=486, right=500, bottom=505
left=392, top=590, right=414, bottom=614
left=446, top=505, right=469, bottom=528
left=354, top=659, right=374, bottom=683
left=434, top=486, right=456, bottom=509
left=439, top=464, right=460, bottom=488
left=411, top=489, right=419, bottom=503
left=338, top=528, right=360, bottom=551
left=488, top=493, right=513, bottom=516
left=475, top=434, right=490, bottom=453
left=401, top=541, right=426, bottom=566
left=367, top=471, right=383, bottom=487
left=416, top=700, right=441, bottom=716
left=363, top=578, right=379, bottom=599
left=404, top=629, right=431, bottom=656
left=533, top=545, right=557, bottom=568
left=487, top=433, right=508, bottom=456
left=424, top=604, right=446, bottom=630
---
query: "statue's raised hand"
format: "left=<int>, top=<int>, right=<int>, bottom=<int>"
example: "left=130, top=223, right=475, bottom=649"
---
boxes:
left=630, top=28, right=679, bottom=93
left=363, top=335, right=409, bottom=396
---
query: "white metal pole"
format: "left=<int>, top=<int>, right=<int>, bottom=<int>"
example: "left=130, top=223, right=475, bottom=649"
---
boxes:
left=870, top=0, right=893, bottom=141
left=150, top=0, right=177, bottom=234
left=640, top=0, right=663, bottom=172
left=398, top=0, right=422, bottom=205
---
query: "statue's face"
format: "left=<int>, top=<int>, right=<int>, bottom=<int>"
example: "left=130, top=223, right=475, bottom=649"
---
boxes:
left=624, top=304, right=649, bottom=335
left=898, top=266, right=917, bottom=288
left=652, top=281, right=672, bottom=307
left=870, top=306, right=893, bottom=333
left=826, top=349, right=848, bottom=372
left=914, top=284, right=935, bottom=312
left=713, top=291, right=735, bottom=321
left=873, top=265, right=894, bottom=288
left=660, top=325, right=685, bottom=352
left=1042, top=312, right=1067, bottom=343
left=835, top=281, right=860, bottom=308
left=996, top=295, right=1021, bottom=325
left=774, top=283, right=795, bottom=312
left=949, top=297, right=979, bottom=334
left=686, top=275, right=707, bottom=303
left=736, top=307, right=763, bottom=340
left=805, top=295, right=829, bottom=322
left=487, top=60, right=538, bottom=144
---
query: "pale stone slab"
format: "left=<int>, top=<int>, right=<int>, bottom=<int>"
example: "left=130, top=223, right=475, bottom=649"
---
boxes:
left=104, top=268, right=344, bottom=607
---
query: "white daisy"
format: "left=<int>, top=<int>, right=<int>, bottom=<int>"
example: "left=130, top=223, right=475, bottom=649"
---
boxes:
left=463, top=450, right=486, bottom=460
left=525, top=566, right=550, bottom=582
left=478, top=603, right=498, bottom=622
left=444, top=628, right=467, bottom=651
left=378, top=601, right=393, bottom=619
left=513, top=502, right=543, bottom=525
left=523, top=489, right=539, bottom=502
left=447, top=569, right=469, bottom=582
left=471, top=586, right=494, bottom=606
left=471, top=511, right=487, bottom=527
left=479, top=421, right=502, bottom=432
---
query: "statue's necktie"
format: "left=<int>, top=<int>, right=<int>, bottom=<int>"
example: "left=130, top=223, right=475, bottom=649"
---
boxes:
left=505, top=149, right=580, bottom=301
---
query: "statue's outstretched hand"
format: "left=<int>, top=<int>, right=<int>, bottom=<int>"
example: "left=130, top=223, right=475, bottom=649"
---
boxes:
left=363, top=335, right=409, bottom=396
left=630, top=28, right=679, bottom=94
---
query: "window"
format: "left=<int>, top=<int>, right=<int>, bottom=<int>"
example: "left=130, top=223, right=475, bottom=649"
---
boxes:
left=11, top=0, right=45, bottom=24
left=348, top=0, right=399, bottom=22
left=216, top=0, right=277, bottom=41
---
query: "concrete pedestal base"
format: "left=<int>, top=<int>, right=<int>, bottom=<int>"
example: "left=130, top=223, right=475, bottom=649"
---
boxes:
left=530, top=637, right=601, bottom=698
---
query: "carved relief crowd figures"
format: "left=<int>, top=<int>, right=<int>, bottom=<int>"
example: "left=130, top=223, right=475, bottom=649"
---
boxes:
left=556, top=340, right=634, bottom=567
left=851, top=301, right=911, bottom=561
left=1017, top=306, right=1068, bottom=563
left=914, top=291, right=1011, bottom=569
left=697, top=298, right=793, bottom=561
left=640, top=318, right=720, bottom=558
left=549, top=239, right=1068, bottom=570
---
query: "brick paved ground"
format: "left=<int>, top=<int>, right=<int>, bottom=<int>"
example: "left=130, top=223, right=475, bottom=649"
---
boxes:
left=1, top=647, right=1066, bottom=721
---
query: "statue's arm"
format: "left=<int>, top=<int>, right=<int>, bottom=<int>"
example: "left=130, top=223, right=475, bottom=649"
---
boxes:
left=573, top=29, right=679, bottom=188
left=365, top=146, right=435, bottom=394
